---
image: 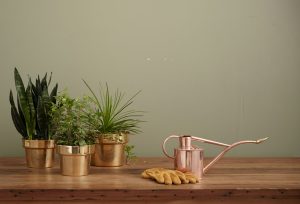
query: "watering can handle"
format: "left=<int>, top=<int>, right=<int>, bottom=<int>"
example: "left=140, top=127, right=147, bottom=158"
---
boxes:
left=162, top=135, right=180, bottom=159
left=190, top=136, right=231, bottom=147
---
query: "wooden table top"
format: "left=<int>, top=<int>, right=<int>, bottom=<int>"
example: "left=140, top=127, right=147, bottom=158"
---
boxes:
left=0, top=157, right=299, bottom=203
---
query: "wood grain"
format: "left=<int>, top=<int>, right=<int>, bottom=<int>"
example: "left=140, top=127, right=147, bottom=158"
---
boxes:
left=0, top=157, right=299, bottom=204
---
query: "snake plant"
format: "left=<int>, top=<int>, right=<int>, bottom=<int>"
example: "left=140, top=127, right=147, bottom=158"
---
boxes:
left=9, top=68, right=58, bottom=140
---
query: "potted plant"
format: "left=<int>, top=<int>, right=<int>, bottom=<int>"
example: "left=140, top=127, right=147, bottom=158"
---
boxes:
left=9, top=68, right=58, bottom=168
left=83, top=80, right=144, bottom=167
left=50, top=92, right=95, bottom=176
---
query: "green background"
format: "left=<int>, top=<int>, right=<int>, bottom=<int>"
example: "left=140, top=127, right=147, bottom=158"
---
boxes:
left=0, top=0, right=299, bottom=157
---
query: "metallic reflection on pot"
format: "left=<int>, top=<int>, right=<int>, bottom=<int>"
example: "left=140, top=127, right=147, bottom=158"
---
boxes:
left=56, top=145, right=95, bottom=176
left=92, top=133, right=128, bottom=167
left=23, top=140, right=55, bottom=168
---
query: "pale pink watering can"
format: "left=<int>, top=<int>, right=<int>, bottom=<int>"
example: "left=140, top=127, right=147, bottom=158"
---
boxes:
left=162, top=135, right=268, bottom=179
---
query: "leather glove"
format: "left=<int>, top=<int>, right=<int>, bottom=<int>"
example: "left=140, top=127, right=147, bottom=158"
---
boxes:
left=141, top=168, right=199, bottom=185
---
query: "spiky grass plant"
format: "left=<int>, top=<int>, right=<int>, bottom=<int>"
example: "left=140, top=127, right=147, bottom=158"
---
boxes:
left=83, top=80, right=144, bottom=135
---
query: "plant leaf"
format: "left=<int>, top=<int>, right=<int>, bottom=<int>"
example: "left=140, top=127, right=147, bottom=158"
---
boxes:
left=37, top=96, right=48, bottom=138
left=41, top=86, right=51, bottom=111
left=82, top=79, right=102, bottom=112
left=48, top=72, right=52, bottom=87
left=50, top=83, right=58, bottom=103
left=83, top=80, right=143, bottom=134
left=30, top=79, right=38, bottom=109
left=14, top=68, right=32, bottom=138
left=11, top=107, right=27, bottom=137
left=26, top=81, right=36, bottom=139
left=78, top=139, right=86, bottom=146
left=16, top=95, right=26, bottom=126
left=41, top=73, right=48, bottom=89
left=9, top=90, right=27, bottom=137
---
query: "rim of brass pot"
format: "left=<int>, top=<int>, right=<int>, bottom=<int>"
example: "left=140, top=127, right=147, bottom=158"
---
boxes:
left=56, top=145, right=95, bottom=155
left=95, top=133, right=128, bottom=144
left=23, top=139, right=55, bottom=149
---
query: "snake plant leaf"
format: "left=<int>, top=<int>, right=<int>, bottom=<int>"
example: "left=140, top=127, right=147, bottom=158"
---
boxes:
left=14, top=68, right=31, bottom=138
left=9, top=90, right=17, bottom=111
left=36, top=78, right=39, bottom=91
left=41, top=86, right=52, bottom=139
left=48, top=72, right=52, bottom=87
left=27, top=80, right=35, bottom=119
left=9, top=90, right=27, bottom=137
left=41, top=73, right=48, bottom=89
left=26, top=82, right=36, bottom=139
left=16, top=95, right=26, bottom=126
left=36, top=76, right=42, bottom=96
left=37, top=96, right=48, bottom=138
left=41, top=86, right=51, bottom=110
left=50, top=83, right=58, bottom=103
left=31, top=80, right=37, bottom=95
left=30, top=80, right=38, bottom=109
left=11, top=107, right=27, bottom=137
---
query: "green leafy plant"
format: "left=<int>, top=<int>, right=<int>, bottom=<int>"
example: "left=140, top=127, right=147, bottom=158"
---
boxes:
left=9, top=68, right=58, bottom=140
left=50, top=92, right=95, bottom=146
left=83, top=80, right=144, bottom=135
left=125, top=145, right=137, bottom=164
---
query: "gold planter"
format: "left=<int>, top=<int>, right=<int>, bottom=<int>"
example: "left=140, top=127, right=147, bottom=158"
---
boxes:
left=57, top=145, right=95, bottom=176
left=23, top=140, right=55, bottom=168
left=92, top=133, right=128, bottom=167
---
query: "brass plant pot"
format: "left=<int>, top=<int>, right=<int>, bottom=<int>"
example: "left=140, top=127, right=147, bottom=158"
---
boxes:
left=92, top=133, right=128, bottom=167
left=23, top=140, right=55, bottom=168
left=57, top=145, right=95, bottom=176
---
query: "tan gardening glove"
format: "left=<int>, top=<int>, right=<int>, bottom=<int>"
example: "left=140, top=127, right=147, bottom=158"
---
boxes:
left=141, top=168, right=199, bottom=185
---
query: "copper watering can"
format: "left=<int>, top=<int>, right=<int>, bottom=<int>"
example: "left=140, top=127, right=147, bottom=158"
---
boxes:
left=162, top=135, right=268, bottom=179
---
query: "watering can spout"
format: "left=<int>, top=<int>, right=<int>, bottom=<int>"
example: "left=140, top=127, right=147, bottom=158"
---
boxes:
left=202, top=137, right=269, bottom=173
left=256, top=137, right=269, bottom=143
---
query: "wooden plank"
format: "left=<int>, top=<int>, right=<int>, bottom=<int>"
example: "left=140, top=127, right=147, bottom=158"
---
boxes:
left=0, top=157, right=299, bottom=203
left=0, top=190, right=300, bottom=204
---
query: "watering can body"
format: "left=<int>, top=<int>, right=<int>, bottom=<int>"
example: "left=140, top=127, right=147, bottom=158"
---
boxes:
left=162, top=135, right=268, bottom=179
left=174, top=147, right=204, bottom=179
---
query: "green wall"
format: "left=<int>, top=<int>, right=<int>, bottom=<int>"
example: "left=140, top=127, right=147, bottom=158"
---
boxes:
left=0, top=0, right=299, bottom=157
